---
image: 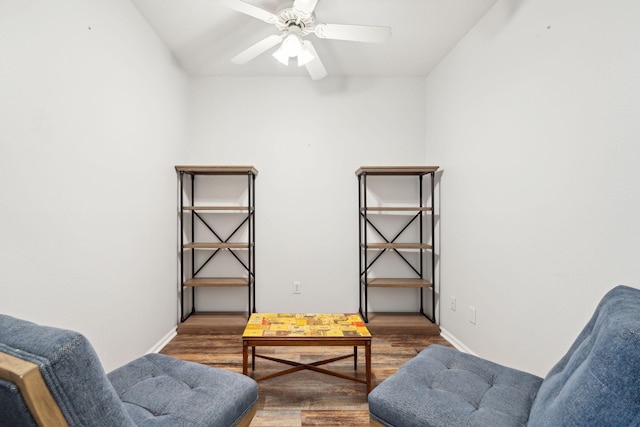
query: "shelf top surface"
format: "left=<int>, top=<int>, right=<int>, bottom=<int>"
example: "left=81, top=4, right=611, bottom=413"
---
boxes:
left=356, top=166, right=439, bottom=176
left=175, top=165, right=258, bottom=175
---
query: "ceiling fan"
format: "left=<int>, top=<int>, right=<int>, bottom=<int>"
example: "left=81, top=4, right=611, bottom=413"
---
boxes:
left=223, top=0, right=392, bottom=80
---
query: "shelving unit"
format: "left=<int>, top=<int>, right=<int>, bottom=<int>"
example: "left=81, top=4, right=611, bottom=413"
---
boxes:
left=357, top=166, right=439, bottom=324
left=176, top=166, right=257, bottom=323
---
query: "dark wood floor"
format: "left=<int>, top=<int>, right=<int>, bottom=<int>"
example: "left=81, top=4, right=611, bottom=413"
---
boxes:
left=161, top=314, right=453, bottom=427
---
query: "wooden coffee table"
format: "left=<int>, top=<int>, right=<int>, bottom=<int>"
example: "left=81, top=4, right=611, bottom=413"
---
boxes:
left=242, top=313, right=372, bottom=393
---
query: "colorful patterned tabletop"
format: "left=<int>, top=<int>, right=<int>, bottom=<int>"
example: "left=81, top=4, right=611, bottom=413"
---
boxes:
left=242, top=313, right=371, bottom=338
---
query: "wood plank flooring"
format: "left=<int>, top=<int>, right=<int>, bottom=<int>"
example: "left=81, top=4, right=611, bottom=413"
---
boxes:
left=160, top=327, right=453, bottom=426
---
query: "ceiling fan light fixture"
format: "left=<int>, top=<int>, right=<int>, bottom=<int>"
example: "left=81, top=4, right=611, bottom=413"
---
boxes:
left=272, top=46, right=289, bottom=65
left=281, top=33, right=303, bottom=57
left=297, top=41, right=315, bottom=66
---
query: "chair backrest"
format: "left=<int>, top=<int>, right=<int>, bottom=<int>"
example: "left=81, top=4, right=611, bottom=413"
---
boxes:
left=0, top=314, right=135, bottom=427
left=0, top=349, right=67, bottom=426
left=528, top=285, right=640, bottom=426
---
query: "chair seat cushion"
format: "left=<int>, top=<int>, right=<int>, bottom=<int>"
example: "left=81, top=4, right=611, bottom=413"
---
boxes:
left=368, top=344, right=542, bottom=427
left=107, top=353, right=258, bottom=427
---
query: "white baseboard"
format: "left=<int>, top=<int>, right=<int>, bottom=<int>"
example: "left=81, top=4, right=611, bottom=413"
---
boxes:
left=146, top=327, right=177, bottom=354
left=439, top=327, right=477, bottom=356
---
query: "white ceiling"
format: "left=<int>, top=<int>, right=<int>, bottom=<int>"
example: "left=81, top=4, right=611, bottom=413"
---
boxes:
left=131, top=0, right=499, bottom=78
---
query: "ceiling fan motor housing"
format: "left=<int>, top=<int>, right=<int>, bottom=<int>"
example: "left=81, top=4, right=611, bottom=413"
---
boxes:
left=276, top=8, right=315, bottom=36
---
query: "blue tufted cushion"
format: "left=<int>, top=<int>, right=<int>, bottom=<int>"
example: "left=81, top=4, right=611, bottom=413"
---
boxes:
left=0, top=314, right=136, bottom=426
left=368, top=344, right=543, bottom=427
left=528, top=285, right=640, bottom=426
left=107, top=353, right=258, bottom=427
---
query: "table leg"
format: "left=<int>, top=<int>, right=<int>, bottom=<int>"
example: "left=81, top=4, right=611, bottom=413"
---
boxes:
left=252, top=346, right=256, bottom=371
left=354, top=346, right=358, bottom=370
left=366, top=340, right=372, bottom=393
left=242, top=341, right=248, bottom=376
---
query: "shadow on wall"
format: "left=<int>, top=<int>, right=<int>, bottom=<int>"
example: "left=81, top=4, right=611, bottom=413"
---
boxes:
left=480, top=0, right=529, bottom=37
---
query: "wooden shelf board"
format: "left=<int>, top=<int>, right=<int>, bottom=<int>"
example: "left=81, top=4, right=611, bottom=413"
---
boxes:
left=364, top=243, right=432, bottom=250
left=363, top=207, right=432, bottom=212
left=182, top=206, right=251, bottom=211
left=184, top=242, right=252, bottom=249
left=184, top=277, right=250, bottom=287
left=356, top=166, right=439, bottom=176
left=365, top=278, right=432, bottom=288
left=178, top=312, right=249, bottom=335
left=175, top=165, right=258, bottom=176
left=364, top=312, right=439, bottom=335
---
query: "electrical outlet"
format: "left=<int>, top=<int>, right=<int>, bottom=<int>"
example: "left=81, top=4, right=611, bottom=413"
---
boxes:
left=469, top=306, right=477, bottom=325
left=293, top=281, right=301, bottom=294
left=450, top=297, right=456, bottom=311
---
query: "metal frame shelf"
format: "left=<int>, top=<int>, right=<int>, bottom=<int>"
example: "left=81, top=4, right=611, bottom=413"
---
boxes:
left=357, top=166, right=439, bottom=324
left=176, top=166, right=257, bottom=322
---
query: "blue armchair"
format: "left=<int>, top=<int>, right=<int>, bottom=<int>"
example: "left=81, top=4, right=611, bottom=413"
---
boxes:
left=369, top=285, right=640, bottom=426
left=0, top=314, right=258, bottom=426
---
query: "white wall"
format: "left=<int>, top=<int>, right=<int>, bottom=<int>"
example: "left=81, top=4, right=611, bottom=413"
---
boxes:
left=186, top=77, right=427, bottom=313
left=426, top=0, right=640, bottom=376
left=0, top=0, right=189, bottom=371
left=6, top=0, right=635, bottom=379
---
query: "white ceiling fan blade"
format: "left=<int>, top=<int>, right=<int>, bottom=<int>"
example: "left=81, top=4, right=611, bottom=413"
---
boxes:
left=231, top=35, right=283, bottom=65
left=303, top=41, right=327, bottom=80
left=222, top=0, right=278, bottom=24
left=314, top=24, right=392, bottom=43
left=293, top=0, right=318, bottom=17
